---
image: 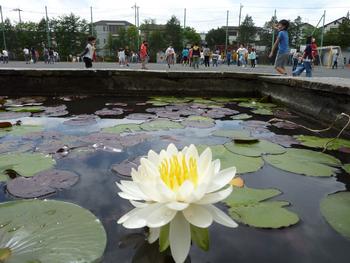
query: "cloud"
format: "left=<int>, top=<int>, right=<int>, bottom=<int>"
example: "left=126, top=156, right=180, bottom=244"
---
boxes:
left=0, top=0, right=349, bottom=32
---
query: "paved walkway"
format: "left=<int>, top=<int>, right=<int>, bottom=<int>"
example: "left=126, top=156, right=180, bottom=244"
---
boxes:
left=0, top=62, right=349, bottom=78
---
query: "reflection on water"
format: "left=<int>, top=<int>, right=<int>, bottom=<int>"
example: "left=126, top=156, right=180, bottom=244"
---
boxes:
left=0, top=96, right=349, bottom=263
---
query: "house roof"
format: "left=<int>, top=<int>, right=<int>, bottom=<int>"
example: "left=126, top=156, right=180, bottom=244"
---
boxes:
left=94, top=20, right=134, bottom=26
left=322, top=17, right=349, bottom=28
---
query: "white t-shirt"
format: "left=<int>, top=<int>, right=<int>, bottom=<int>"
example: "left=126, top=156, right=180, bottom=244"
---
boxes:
left=23, top=48, right=29, bottom=55
left=2, top=50, right=8, bottom=57
left=237, top=47, right=248, bottom=56
left=165, top=47, right=174, bottom=56
left=83, top=43, right=94, bottom=59
left=118, top=50, right=125, bottom=59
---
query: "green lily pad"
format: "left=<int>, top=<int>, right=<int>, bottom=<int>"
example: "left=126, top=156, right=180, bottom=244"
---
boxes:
left=295, top=135, right=350, bottom=151
left=0, top=152, right=56, bottom=181
left=102, top=123, right=142, bottom=134
left=190, top=225, right=209, bottom=251
left=212, top=130, right=257, bottom=142
left=0, top=199, right=107, bottom=263
left=146, top=100, right=170, bottom=106
left=0, top=125, right=43, bottom=137
left=197, top=145, right=264, bottom=174
left=320, top=192, right=350, bottom=238
left=140, top=120, right=184, bottom=131
left=344, top=164, right=350, bottom=174
left=6, top=106, right=45, bottom=113
left=238, top=101, right=277, bottom=109
left=224, top=140, right=286, bottom=157
left=224, top=186, right=299, bottom=228
left=263, top=148, right=341, bottom=177
left=231, top=114, right=252, bottom=120
left=251, top=108, right=274, bottom=116
left=149, top=96, right=191, bottom=104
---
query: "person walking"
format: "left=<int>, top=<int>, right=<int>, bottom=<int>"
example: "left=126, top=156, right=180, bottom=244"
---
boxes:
left=165, top=45, right=175, bottom=69
left=182, top=47, right=189, bottom=66
left=188, top=46, right=193, bottom=67
left=332, top=52, right=339, bottom=69
left=79, top=36, right=96, bottom=68
left=248, top=48, right=256, bottom=68
left=124, top=46, right=131, bottom=67
left=226, top=50, right=232, bottom=66
left=2, top=49, right=8, bottom=64
left=192, top=43, right=200, bottom=69
left=212, top=50, right=219, bottom=67
left=140, top=41, right=149, bottom=70
left=23, top=47, right=30, bottom=64
left=43, top=47, right=49, bottom=64
left=269, top=19, right=290, bottom=75
left=118, top=48, right=126, bottom=66
left=203, top=44, right=210, bottom=67
left=293, top=36, right=313, bottom=77
left=48, top=48, right=55, bottom=64
left=292, top=49, right=301, bottom=71
left=30, top=48, right=37, bottom=64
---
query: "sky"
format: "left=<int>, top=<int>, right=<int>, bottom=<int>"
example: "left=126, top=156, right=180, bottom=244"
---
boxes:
left=0, top=0, right=349, bottom=32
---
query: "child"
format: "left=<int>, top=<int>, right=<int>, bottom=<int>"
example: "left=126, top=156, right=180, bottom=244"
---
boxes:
left=269, top=19, right=290, bottom=75
left=293, top=36, right=313, bottom=77
left=248, top=48, right=256, bottom=68
left=79, top=36, right=96, bottom=68
left=332, top=52, right=339, bottom=69
left=140, top=41, right=148, bottom=70
left=165, top=45, right=175, bottom=68
left=118, top=48, right=126, bottom=66
left=212, top=50, right=219, bottom=67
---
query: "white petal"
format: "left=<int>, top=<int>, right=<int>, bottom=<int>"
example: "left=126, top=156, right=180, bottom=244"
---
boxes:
left=130, top=200, right=148, bottom=208
left=118, top=207, right=141, bottom=224
left=148, top=227, right=160, bottom=244
left=196, top=186, right=233, bottom=205
left=198, top=147, right=212, bottom=174
left=140, top=157, right=160, bottom=178
left=170, top=213, right=191, bottom=263
left=148, top=150, right=160, bottom=165
left=122, top=203, right=163, bottom=229
left=146, top=206, right=177, bottom=228
left=206, top=204, right=238, bottom=228
left=185, top=144, right=199, bottom=162
left=166, top=202, right=189, bottom=211
left=177, top=180, right=194, bottom=202
left=117, top=181, right=148, bottom=200
left=156, top=178, right=176, bottom=201
left=167, top=143, right=179, bottom=156
left=118, top=192, right=145, bottom=201
left=136, top=181, right=163, bottom=202
left=206, top=167, right=236, bottom=193
left=183, top=204, right=213, bottom=228
left=213, top=159, right=221, bottom=173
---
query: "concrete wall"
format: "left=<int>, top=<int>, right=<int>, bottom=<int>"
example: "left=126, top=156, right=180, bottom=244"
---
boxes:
left=0, top=69, right=349, bottom=130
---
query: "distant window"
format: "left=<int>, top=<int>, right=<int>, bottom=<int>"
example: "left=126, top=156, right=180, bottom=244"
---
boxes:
left=103, top=26, right=106, bottom=31
left=334, top=22, right=337, bottom=25
left=232, top=31, right=237, bottom=36
left=104, top=39, right=106, bottom=44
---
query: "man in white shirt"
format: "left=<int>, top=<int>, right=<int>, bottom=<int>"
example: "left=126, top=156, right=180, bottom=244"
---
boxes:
left=237, top=44, right=248, bottom=67
left=79, top=36, right=96, bottom=68
left=23, top=48, right=30, bottom=64
left=165, top=45, right=175, bottom=68
left=2, top=49, right=9, bottom=64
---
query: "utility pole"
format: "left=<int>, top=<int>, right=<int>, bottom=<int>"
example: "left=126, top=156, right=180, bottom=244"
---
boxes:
left=90, top=6, right=94, bottom=35
left=237, top=4, right=243, bottom=39
left=320, top=10, right=326, bottom=54
left=132, top=3, right=137, bottom=27
left=45, top=6, right=51, bottom=48
left=225, top=10, right=229, bottom=55
left=271, top=9, right=277, bottom=48
left=0, top=5, right=6, bottom=50
left=13, top=8, right=23, bottom=23
left=137, top=6, right=140, bottom=49
left=183, top=8, right=186, bottom=47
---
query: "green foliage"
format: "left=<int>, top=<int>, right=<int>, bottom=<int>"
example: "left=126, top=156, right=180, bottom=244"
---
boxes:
left=165, top=16, right=183, bottom=52
left=190, top=225, right=209, bottom=251
left=183, top=27, right=201, bottom=46
left=159, top=224, right=170, bottom=252
left=320, top=192, right=350, bottom=238
left=295, top=135, right=350, bottom=151
left=238, top=15, right=257, bottom=45
left=324, top=19, right=350, bottom=48
left=205, top=27, right=226, bottom=49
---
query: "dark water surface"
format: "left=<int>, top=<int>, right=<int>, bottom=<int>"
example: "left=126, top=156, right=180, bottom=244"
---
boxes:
left=0, top=96, right=349, bottom=263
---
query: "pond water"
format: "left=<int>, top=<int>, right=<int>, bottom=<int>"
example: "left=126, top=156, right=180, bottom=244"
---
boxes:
left=0, top=95, right=349, bottom=263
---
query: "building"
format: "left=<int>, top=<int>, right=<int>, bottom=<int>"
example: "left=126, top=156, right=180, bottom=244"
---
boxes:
left=223, top=26, right=261, bottom=43
left=94, top=20, right=134, bottom=55
left=322, top=16, right=349, bottom=33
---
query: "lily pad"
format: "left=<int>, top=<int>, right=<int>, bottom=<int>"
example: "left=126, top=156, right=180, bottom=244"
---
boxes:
left=40, top=105, right=68, bottom=117
left=295, top=135, right=350, bottom=151
left=182, top=116, right=215, bottom=128
left=320, top=192, right=350, bottom=238
left=63, top=115, right=99, bottom=126
left=238, top=101, right=277, bottom=109
left=140, top=120, right=184, bottom=131
left=0, top=112, right=31, bottom=120
left=197, top=145, right=264, bottom=174
left=264, top=148, right=341, bottom=177
left=231, top=114, right=252, bottom=120
left=126, top=113, right=156, bottom=121
left=0, top=122, right=12, bottom=128
left=212, top=130, right=257, bottom=142
left=0, top=125, right=43, bottom=137
left=6, top=106, right=45, bottom=113
left=0, top=152, right=56, bottom=181
left=156, top=111, right=182, bottom=120
left=224, top=186, right=299, bottom=228
left=343, top=164, right=350, bottom=174
left=103, top=123, right=142, bottom=134
left=95, top=108, right=124, bottom=116
left=272, top=121, right=300, bottom=130
left=251, top=108, right=274, bottom=116
left=111, top=157, right=141, bottom=176
left=0, top=199, right=107, bottom=263
left=6, top=169, right=79, bottom=198
left=225, top=140, right=286, bottom=157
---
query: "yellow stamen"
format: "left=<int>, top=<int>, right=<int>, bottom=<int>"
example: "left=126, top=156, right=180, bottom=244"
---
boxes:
left=159, top=155, right=198, bottom=190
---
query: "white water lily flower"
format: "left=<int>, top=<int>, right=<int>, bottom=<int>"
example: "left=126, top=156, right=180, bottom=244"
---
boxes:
left=116, top=144, right=237, bottom=263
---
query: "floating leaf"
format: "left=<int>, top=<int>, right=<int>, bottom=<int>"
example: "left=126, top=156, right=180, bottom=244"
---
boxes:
left=231, top=114, right=252, bottom=120
left=225, top=140, right=285, bottom=157
left=197, top=145, right=264, bottom=174
left=0, top=125, right=43, bottom=137
left=343, top=164, right=350, bottom=174
left=103, top=123, right=142, bottom=134
left=140, top=120, right=184, bottom=131
left=0, top=112, right=31, bottom=120
left=126, top=113, right=156, bottom=121
left=63, top=115, right=99, bottom=126
left=182, top=116, right=215, bottom=128
left=264, top=148, right=341, bottom=177
left=95, top=108, right=123, bottom=116
left=6, top=169, right=79, bottom=198
left=212, top=130, right=257, bottom=142
left=6, top=106, right=45, bottom=113
left=0, top=152, right=56, bottom=181
left=156, top=111, right=182, bottom=120
left=0, top=122, right=12, bottom=128
left=238, top=101, right=277, bottom=109
left=295, top=135, right=350, bottom=151
left=224, top=187, right=299, bottom=228
left=0, top=199, right=107, bottom=263
left=272, top=121, right=300, bottom=130
left=252, top=108, right=274, bottom=116
left=320, top=192, right=350, bottom=238
left=190, top=225, right=209, bottom=251
left=111, top=157, right=141, bottom=176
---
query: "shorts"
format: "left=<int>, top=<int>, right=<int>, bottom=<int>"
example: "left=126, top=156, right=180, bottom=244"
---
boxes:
left=274, top=52, right=289, bottom=68
left=83, top=57, right=92, bottom=68
left=183, top=56, right=188, bottom=62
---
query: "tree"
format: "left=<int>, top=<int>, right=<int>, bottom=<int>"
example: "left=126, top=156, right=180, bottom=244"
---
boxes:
left=288, top=16, right=303, bottom=48
left=126, top=26, right=139, bottom=51
left=183, top=27, right=201, bottom=46
left=164, top=16, right=183, bottom=52
left=258, top=15, right=278, bottom=49
left=238, top=15, right=257, bottom=45
left=205, top=27, right=226, bottom=49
